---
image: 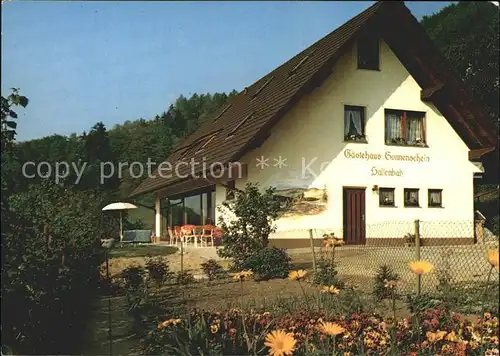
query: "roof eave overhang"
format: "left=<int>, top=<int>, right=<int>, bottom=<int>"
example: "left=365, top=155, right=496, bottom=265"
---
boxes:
left=129, top=163, right=248, bottom=198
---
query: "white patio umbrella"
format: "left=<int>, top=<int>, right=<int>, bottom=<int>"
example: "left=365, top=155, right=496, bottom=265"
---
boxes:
left=102, top=202, right=137, bottom=241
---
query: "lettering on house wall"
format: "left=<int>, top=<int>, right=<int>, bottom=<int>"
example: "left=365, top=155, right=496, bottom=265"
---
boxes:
left=371, top=167, right=404, bottom=176
left=343, top=149, right=430, bottom=163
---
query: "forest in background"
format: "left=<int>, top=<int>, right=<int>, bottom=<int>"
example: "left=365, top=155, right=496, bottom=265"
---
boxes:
left=5, top=1, right=499, bottom=232
left=1, top=2, right=499, bottom=354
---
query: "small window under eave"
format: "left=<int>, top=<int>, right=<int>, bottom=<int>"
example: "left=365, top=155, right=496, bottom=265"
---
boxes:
left=357, top=34, right=379, bottom=71
left=226, top=112, right=254, bottom=139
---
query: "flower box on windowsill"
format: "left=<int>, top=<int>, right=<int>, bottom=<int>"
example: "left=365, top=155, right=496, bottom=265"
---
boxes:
left=344, top=134, right=367, bottom=143
left=404, top=202, right=420, bottom=208
left=385, top=138, right=428, bottom=148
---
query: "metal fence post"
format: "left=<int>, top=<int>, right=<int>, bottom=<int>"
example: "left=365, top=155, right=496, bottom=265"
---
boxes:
left=414, top=219, right=421, bottom=295
left=308, top=229, right=317, bottom=274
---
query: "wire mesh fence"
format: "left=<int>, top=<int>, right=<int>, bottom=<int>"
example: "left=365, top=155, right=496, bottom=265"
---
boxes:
left=274, top=219, right=499, bottom=297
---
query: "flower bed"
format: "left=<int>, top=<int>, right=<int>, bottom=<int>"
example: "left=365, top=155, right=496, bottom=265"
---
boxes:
left=142, top=308, right=499, bottom=355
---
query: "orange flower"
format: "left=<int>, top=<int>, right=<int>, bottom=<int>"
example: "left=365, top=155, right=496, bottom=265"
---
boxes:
left=157, top=318, right=182, bottom=328
left=446, top=331, right=458, bottom=342
left=264, top=329, right=296, bottom=356
left=487, top=249, right=499, bottom=268
left=321, top=285, right=341, bottom=295
left=323, top=237, right=345, bottom=247
left=231, top=270, right=253, bottom=280
left=409, top=260, right=434, bottom=275
left=319, top=321, right=345, bottom=336
left=426, top=330, right=447, bottom=343
left=210, top=323, right=219, bottom=333
left=288, top=270, right=307, bottom=281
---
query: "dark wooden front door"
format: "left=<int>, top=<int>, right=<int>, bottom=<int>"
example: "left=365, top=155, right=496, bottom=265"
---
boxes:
left=343, top=188, right=366, bottom=245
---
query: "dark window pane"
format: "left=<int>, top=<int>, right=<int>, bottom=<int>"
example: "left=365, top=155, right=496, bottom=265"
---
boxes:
left=357, top=36, right=379, bottom=70
left=344, top=106, right=365, bottom=141
left=226, top=180, right=236, bottom=200
left=184, top=195, right=202, bottom=225
left=428, top=189, right=442, bottom=207
left=385, top=109, right=426, bottom=146
left=211, top=191, right=216, bottom=223
left=169, top=198, right=184, bottom=226
left=404, top=189, right=420, bottom=207
left=379, top=188, right=395, bottom=206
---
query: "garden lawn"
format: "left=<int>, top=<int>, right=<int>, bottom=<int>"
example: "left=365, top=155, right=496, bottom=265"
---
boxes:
left=109, top=244, right=178, bottom=258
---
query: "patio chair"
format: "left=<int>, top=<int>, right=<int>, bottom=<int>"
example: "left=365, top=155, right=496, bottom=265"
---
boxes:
left=167, top=228, right=175, bottom=246
left=174, top=226, right=184, bottom=247
left=181, top=224, right=197, bottom=247
left=199, top=225, right=216, bottom=247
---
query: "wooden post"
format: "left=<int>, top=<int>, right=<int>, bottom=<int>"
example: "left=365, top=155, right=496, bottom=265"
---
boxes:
left=155, top=194, right=161, bottom=241
left=43, top=224, right=49, bottom=250
left=106, top=249, right=112, bottom=356
left=308, top=229, right=317, bottom=274
left=180, top=239, right=184, bottom=274
left=414, top=219, right=421, bottom=295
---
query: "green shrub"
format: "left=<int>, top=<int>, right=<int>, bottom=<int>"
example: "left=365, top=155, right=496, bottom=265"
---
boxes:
left=121, top=265, right=146, bottom=291
left=313, top=258, right=344, bottom=288
left=145, top=256, right=174, bottom=287
left=406, top=293, right=444, bottom=314
left=373, top=264, right=400, bottom=301
left=200, top=259, right=227, bottom=281
left=176, top=270, right=195, bottom=285
left=243, top=247, right=291, bottom=281
left=216, top=183, right=281, bottom=270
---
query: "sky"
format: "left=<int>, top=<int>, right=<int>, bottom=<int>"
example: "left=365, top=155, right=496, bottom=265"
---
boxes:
left=2, top=1, right=454, bottom=142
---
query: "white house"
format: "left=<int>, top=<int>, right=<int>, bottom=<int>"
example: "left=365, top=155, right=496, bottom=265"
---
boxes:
left=130, top=1, right=497, bottom=248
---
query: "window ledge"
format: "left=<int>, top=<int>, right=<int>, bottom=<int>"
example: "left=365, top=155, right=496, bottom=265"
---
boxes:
left=343, top=139, right=368, bottom=144
left=357, top=67, right=381, bottom=72
left=404, top=205, right=421, bottom=208
left=428, top=206, right=444, bottom=209
left=385, top=143, right=429, bottom=148
left=379, top=205, right=397, bottom=208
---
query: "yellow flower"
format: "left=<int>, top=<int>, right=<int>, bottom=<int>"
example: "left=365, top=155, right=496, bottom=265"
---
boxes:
left=334, top=239, right=345, bottom=246
left=231, top=269, right=253, bottom=280
left=446, top=331, right=458, bottom=342
left=321, top=285, right=341, bottom=295
left=323, top=238, right=345, bottom=247
left=426, top=330, right=447, bottom=343
left=157, top=318, right=182, bottom=328
left=210, top=323, right=219, bottom=333
left=487, top=249, right=499, bottom=268
left=409, top=260, right=434, bottom=275
left=264, top=329, right=296, bottom=356
left=288, top=270, right=307, bottom=281
left=319, top=322, right=345, bottom=336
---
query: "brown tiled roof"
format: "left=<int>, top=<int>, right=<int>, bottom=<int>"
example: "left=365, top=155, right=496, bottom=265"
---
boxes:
left=130, top=1, right=497, bottom=197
